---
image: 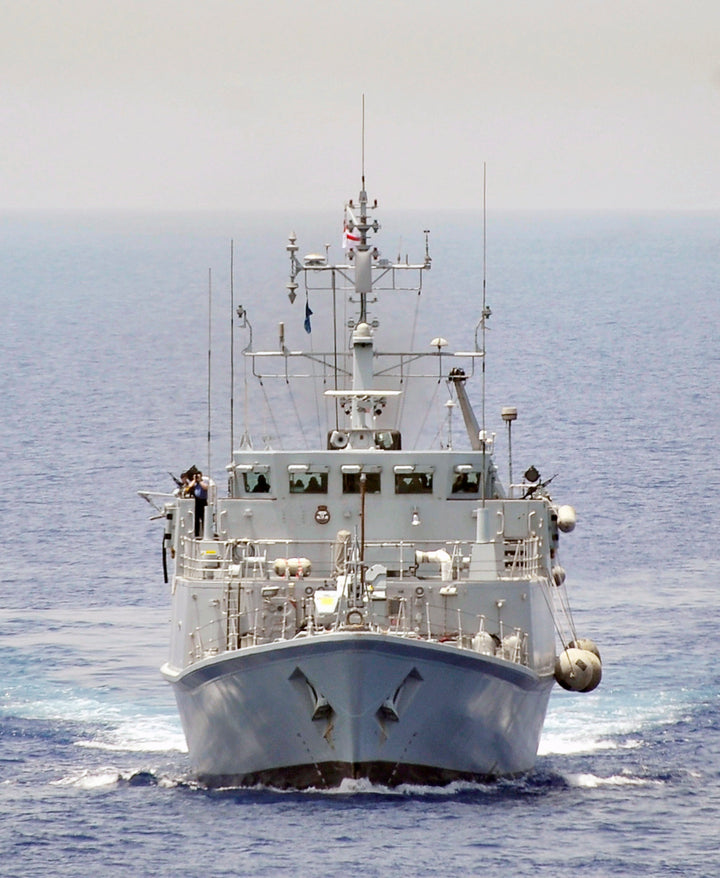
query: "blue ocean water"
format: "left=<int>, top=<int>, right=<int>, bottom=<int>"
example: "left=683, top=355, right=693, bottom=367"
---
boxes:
left=1, top=207, right=719, bottom=877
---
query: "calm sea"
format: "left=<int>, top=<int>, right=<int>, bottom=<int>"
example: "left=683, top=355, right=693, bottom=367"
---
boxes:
left=1, top=207, right=719, bottom=877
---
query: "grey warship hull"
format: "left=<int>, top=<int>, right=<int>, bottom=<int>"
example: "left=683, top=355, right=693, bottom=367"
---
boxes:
left=163, top=633, right=555, bottom=788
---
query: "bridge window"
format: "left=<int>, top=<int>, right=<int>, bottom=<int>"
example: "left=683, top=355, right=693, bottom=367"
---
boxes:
left=394, top=470, right=433, bottom=494
left=342, top=472, right=381, bottom=494
left=340, top=465, right=382, bottom=494
left=243, top=472, right=271, bottom=493
left=289, top=470, right=328, bottom=494
left=451, top=470, right=480, bottom=494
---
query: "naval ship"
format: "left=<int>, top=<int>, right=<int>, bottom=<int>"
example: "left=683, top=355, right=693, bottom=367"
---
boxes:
left=141, top=174, right=601, bottom=788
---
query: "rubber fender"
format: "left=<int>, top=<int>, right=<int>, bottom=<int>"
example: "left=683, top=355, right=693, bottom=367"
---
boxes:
left=555, top=648, right=602, bottom=692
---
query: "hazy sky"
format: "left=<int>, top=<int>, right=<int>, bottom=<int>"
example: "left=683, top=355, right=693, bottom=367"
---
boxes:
left=2, top=0, right=719, bottom=210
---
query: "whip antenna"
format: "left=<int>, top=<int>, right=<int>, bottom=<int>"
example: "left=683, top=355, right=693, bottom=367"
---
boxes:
left=361, top=94, right=365, bottom=188
left=482, top=162, right=487, bottom=436
left=481, top=163, right=487, bottom=505
left=207, top=267, right=212, bottom=478
left=230, top=240, right=235, bottom=462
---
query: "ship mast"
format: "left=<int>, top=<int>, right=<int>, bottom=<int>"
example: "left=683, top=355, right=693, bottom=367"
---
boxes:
left=346, top=99, right=382, bottom=437
left=347, top=183, right=378, bottom=435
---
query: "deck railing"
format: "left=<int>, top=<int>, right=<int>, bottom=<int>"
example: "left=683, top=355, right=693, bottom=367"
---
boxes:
left=178, top=534, right=547, bottom=667
left=181, top=583, right=533, bottom=669
left=178, top=535, right=545, bottom=583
